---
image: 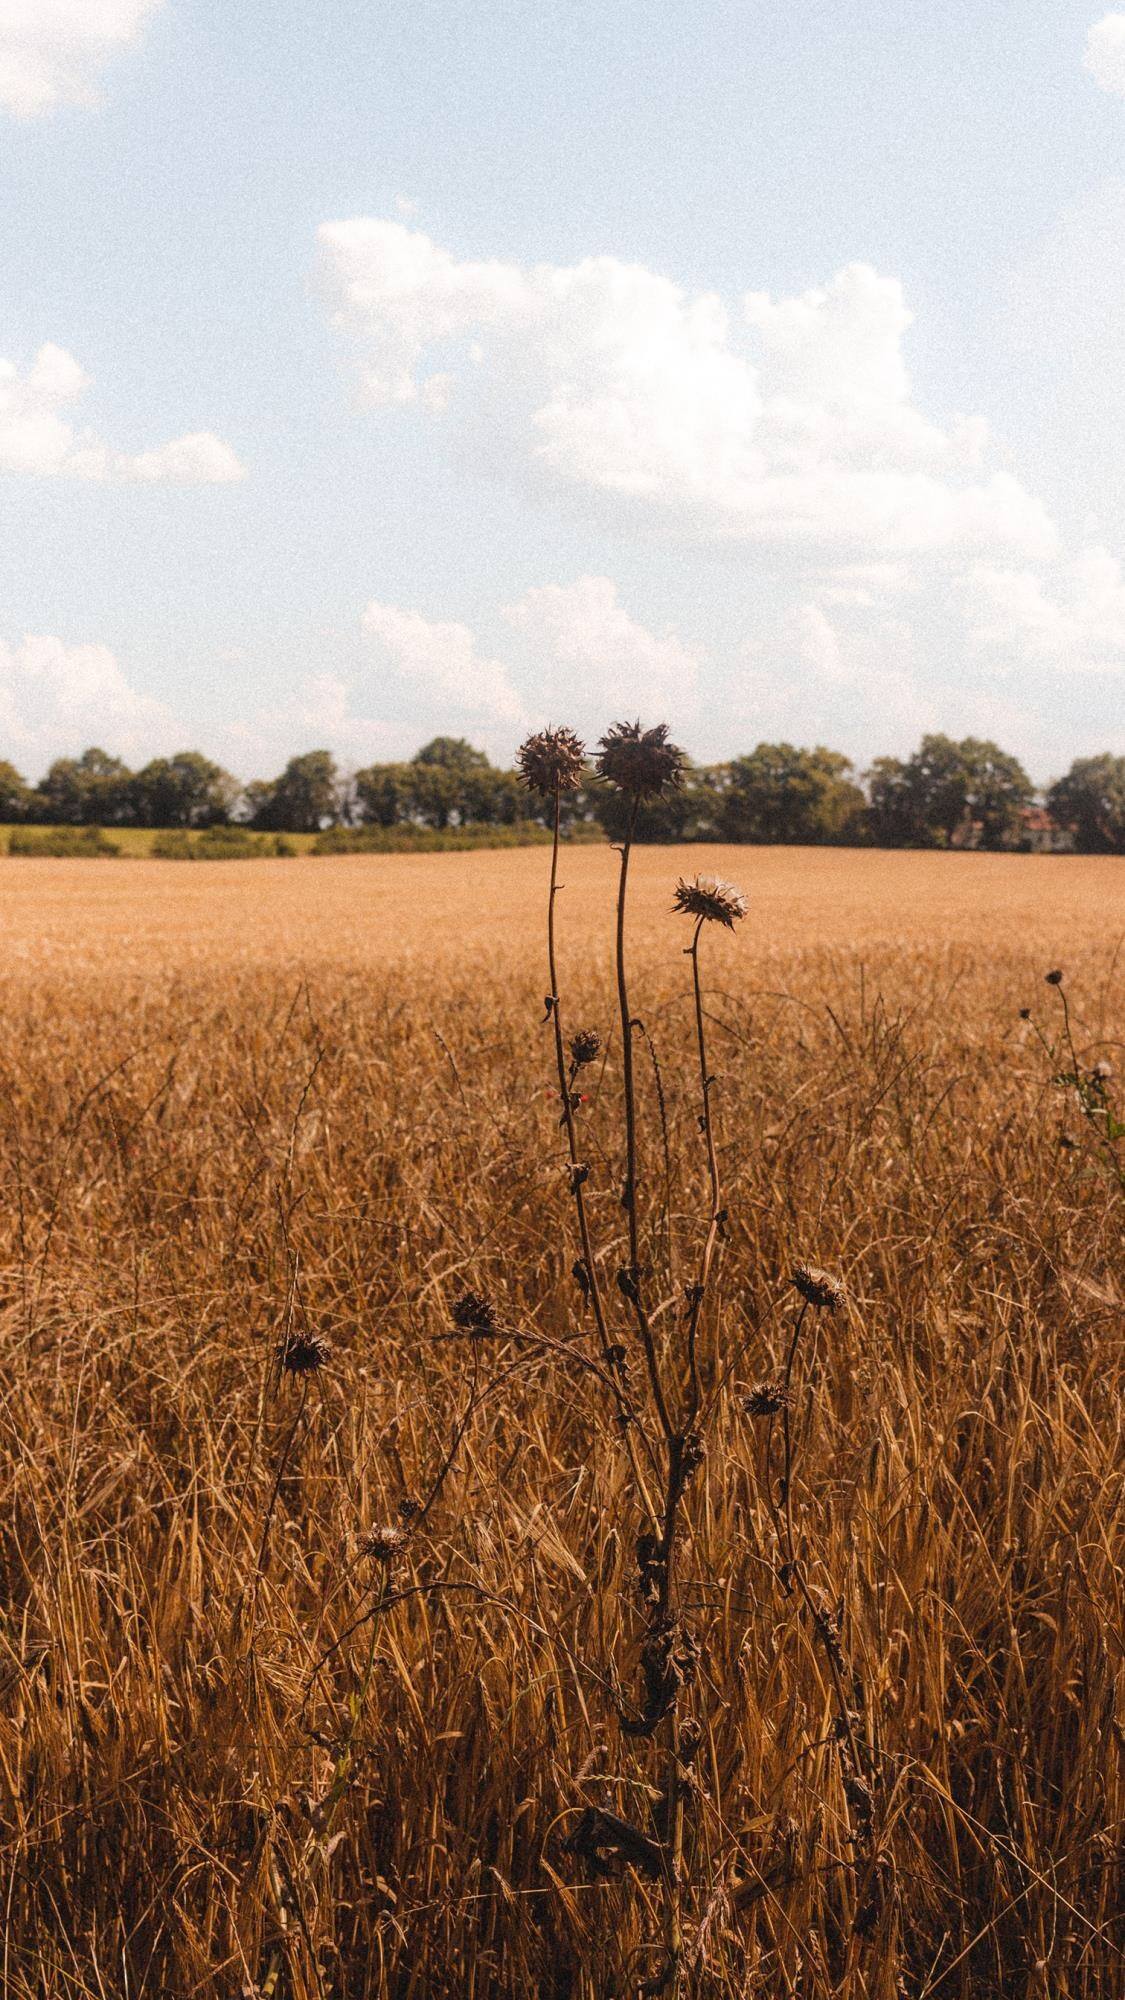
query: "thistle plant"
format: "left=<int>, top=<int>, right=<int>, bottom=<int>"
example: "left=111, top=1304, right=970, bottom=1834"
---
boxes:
left=1021, top=967, right=1124, bottom=1191
left=520, top=723, right=756, bottom=1995
left=518, top=726, right=654, bottom=1498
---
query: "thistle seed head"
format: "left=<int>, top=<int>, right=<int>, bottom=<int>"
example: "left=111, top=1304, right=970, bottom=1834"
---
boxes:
left=569, top=1027, right=601, bottom=1066
left=280, top=1329, right=331, bottom=1375
left=516, top=726, right=586, bottom=796
left=673, top=874, right=748, bottom=929
left=1045, top=968, right=1064, bottom=986
left=743, top=1381, right=792, bottom=1418
left=791, top=1265, right=846, bottom=1313
left=451, top=1289, right=498, bottom=1335
left=362, top=1524, right=408, bottom=1564
left=595, top=720, right=685, bottom=800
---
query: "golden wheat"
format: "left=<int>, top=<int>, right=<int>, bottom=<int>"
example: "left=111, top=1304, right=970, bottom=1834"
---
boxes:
left=0, top=847, right=1121, bottom=1997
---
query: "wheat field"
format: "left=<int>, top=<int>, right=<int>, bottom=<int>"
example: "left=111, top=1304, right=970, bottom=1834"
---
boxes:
left=0, top=846, right=1122, bottom=1998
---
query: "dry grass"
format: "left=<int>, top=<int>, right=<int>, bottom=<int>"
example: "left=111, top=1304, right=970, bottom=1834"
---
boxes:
left=0, top=846, right=1121, bottom=1997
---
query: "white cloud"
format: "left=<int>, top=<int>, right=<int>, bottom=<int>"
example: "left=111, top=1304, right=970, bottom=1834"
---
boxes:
left=216, top=672, right=395, bottom=777
left=361, top=599, right=528, bottom=746
left=964, top=547, right=1125, bottom=672
left=501, top=575, right=700, bottom=722
left=0, top=343, right=245, bottom=482
left=0, top=633, right=173, bottom=771
left=353, top=579, right=705, bottom=756
left=734, top=601, right=932, bottom=756
left=1085, top=14, right=1125, bottom=96
left=789, top=602, right=847, bottom=682
left=127, top=433, right=246, bottom=483
left=317, top=219, right=1056, bottom=562
left=0, top=0, right=161, bottom=117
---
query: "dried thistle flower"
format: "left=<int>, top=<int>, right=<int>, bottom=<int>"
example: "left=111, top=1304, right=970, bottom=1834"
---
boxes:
left=280, top=1329, right=331, bottom=1375
left=743, top=1381, right=791, bottom=1418
left=673, top=874, right=748, bottom=929
left=516, top=726, right=586, bottom=796
left=595, top=720, right=685, bottom=800
left=451, top=1289, right=498, bottom=1335
left=1045, top=968, right=1064, bottom=986
left=569, top=1027, right=601, bottom=1066
left=791, top=1265, right=846, bottom=1313
left=362, top=1524, right=408, bottom=1564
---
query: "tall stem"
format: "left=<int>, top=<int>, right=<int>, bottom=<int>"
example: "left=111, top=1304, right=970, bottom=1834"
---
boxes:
left=613, top=799, right=674, bottom=1442
left=547, top=789, right=658, bottom=1517
left=615, top=795, right=641, bottom=1274
left=682, top=918, right=723, bottom=1426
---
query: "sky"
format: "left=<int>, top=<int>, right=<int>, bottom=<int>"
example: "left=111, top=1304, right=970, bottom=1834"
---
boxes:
left=2, top=2, right=1125, bottom=786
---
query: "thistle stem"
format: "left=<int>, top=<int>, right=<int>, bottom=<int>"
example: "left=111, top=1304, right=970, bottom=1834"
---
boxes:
left=682, top=916, right=724, bottom=1425
left=613, top=798, right=674, bottom=1443
left=547, top=787, right=659, bottom=1517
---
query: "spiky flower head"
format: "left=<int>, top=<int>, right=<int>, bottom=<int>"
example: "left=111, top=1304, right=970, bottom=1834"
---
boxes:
left=517, top=726, right=586, bottom=796
left=1045, top=968, right=1064, bottom=986
left=280, top=1329, right=331, bottom=1375
left=743, top=1381, right=792, bottom=1418
left=791, top=1265, right=846, bottom=1314
left=595, top=720, right=685, bottom=800
left=362, top=1524, right=408, bottom=1565
left=570, top=1028, right=601, bottom=1067
left=673, top=874, right=748, bottom=930
left=451, top=1289, right=498, bottom=1335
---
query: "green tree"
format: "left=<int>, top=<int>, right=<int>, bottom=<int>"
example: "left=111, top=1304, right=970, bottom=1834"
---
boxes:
left=36, top=748, right=134, bottom=826
left=866, top=755, right=933, bottom=846
left=719, top=744, right=866, bottom=844
left=353, top=762, right=411, bottom=827
left=1048, top=754, right=1125, bottom=853
left=0, top=759, right=30, bottom=822
left=867, top=735, right=1032, bottom=848
left=403, top=760, right=461, bottom=829
left=238, top=779, right=277, bottom=827
left=962, top=738, right=1034, bottom=848
left=129, top=751, right=239, bottom=827
left=898, top=735, right=971, bottom=847
left=411, top=736, right=491, bottom=772
left=407, top=738, right=496, bottom=826
left=459, top=766, right=526, bottom=825
left=250, top=751, right=339, bottom=832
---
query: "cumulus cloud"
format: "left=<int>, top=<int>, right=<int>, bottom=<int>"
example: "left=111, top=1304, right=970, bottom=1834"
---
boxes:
left=1085, top=14, right=1125, bottom=96
left=361, top=599, right=528, bottom=747
left=317, top=219, right=1055, bottom=562
left=964, top=548, right=1125, bottom=672
left=501, top=575, right=700, bottom=722
left=737, top=598, right=934, bottom=749
left=0, top=343, right=245, bottom=482
left=0, top=0, right=161, bottom=117
left=0, top=633, right=173, bottom=770
left=215, top=672, right=395, bottom=777
left=353, top=579, right=709, bottom=756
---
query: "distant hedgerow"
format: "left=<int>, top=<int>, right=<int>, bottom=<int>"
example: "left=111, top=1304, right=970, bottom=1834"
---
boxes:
left=151, top=828, right=295, bottom=859
left=8, top=825, right=120, bottom=857
left=312, top=821, right=555, bottom=856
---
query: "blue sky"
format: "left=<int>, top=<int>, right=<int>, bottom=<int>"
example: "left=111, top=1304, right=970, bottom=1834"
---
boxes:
left=2, top=1, right=1124, bottom=782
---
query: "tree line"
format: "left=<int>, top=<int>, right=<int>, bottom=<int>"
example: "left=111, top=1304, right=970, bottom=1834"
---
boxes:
left=1, top=734, right=1123, bottom=852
